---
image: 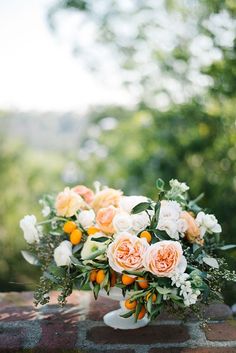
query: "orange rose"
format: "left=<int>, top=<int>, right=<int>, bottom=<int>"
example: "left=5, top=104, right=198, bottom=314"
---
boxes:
left=96, top=206, right=117, bottom=234
left=143, top=240, right=186, bottom=277
left=181, top=211, right=201, bottom=244
left=55, top=187, right=85, bottom=217
left=72, top=185, right=94, bottom=204
left=92, top=188, right=122, bottom=212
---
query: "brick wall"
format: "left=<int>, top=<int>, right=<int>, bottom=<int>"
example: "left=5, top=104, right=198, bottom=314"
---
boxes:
left=0, top=291, right=236, bottom=353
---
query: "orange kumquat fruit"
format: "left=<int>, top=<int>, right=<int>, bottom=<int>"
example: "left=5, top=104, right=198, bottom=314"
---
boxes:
left=70, top=229, right=82, bottom=245
left=63, top=221, right=77, bottom=234
left=121, top=274, right=136, bottom=285
left=125, top=299, right=137, bottom=310
left=137, top=277, right=149, bottom=289
left=89, top=270, right=97, bottom=282
left=87, top=226, right=100, bottom=235
left=96, top=269, right=106, bottom=284
left=140, top=231, right=152, bottom=243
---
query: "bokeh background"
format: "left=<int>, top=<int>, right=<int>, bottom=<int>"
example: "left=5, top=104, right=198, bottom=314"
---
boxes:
left=0, top=0, right=235, bottom=305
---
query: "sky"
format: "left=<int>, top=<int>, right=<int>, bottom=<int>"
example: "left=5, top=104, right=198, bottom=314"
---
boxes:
left=0, top=0, right=130, bottom=112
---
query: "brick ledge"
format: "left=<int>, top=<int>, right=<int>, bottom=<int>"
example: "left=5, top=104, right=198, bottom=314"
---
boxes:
left=0, top=291, right=235, bottom=353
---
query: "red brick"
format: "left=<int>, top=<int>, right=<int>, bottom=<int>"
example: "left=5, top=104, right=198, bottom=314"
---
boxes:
left=205, top=321, right=236, bottom=341
left=0, top=306, right=37, bottom=322
left=149, top=348, right=236, bottom=353
left=0, top=327, right=26, bottom=352
left=35, top=313, right=78, bottom=352
left=87, top=324, right=189, bottom=344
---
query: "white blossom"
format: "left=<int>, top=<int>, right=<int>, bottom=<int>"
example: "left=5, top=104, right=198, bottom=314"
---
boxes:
left=42, top=206, right=51, bottom=217
left=119, top=196, right=148, bottom=214
left=131, top=211, right=150, bottom=232
left=157, top=218, right=179, bottom=240
left=183, top=290, right=201, bottom=306
left=54, top=241, right=72, bottom=267
left=113, top=213, right=133, bottom=233
left=196, top=211, right=222, bottom=237
left=19, top=215, right=40, bottom=244
left=78, top=209, right=95, bottom=229
left=169, top=179, right=189, bottom=193
left=171, top=272, right=190, bottom=287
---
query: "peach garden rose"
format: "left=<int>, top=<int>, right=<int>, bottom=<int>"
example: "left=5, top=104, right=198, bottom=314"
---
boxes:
left=107, top=232, right=149, bottom=273
left=73, top=185, right=94, bottom=204
left=92, top=188, right=122, bottom=212
left=55, top=187, right=85, bottom=217
left=96, top=206, right=117, bottom=234
left=143, top=240, right=187, bottom=277
left=180, top=211, right=201, bottom=244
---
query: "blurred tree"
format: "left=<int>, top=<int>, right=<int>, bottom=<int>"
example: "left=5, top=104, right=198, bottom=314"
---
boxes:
left=0, top=133, right=65, bottom=291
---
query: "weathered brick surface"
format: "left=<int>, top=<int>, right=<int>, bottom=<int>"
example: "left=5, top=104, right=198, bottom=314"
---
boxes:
left=0, top=327, right=26, bottom=352
left=0, top=291, right=236, bottom=353
left=149, top=348, right=236, bottom=353
left=0, top=306, right=37, bottom=322
left=35, top=314, right=78, bottom=351
left=204, top=321, right=236, bottom=341
left=87, top=325, right=189, bottom=344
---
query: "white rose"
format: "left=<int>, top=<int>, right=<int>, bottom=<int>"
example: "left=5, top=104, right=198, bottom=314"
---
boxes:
left=78, top=209, right=95, bottom=229
left=196, top=212, right=222, bottom=237
left=119, top=196, right=148, bottom=214
left=54, top=241, right=72, bottom=267
left=157, top=218, right=179, bottom=240
left=81, top=233, right=109, bottom=263
left=131, top=211, right=150, bottom=233
left=113, top=213, right=133, bottom=233
left=159, top=200, right=182, bottom=221
left=19, top=215, right=40, bottom=244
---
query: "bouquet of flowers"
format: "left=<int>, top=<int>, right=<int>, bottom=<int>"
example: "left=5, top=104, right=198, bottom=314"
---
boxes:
left=20, top=179, right=236, bottom=323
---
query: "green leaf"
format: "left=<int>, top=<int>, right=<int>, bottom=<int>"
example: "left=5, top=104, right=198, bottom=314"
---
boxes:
left=203, top=257, right=219, bottom=269
left=147, top=296, right=153, bottom=313
left=72, top=243, right=83, bottom=254
left=93, top=283, right=100, bottom=299
left=155, top=286, right=172, bottom=295
left=219, top=244, right=236, bottom=251
left=155, top=201, right=161, bottom=223
left=21, top=251, right=40, bottom=266
left=48, top=265, right=66, bottom=277
left=82, top=249, right=105, bottom=260
left=120, top=310, right=134, bottom=318
left=91, top=236, right=109, bottom=243
left=193, top=244, right=203, bottom=258
left=70, top=255, right=83, bottom=266
left=132, top=202, right=151, bottom=214
left=156, top=178, right=165, bottom=190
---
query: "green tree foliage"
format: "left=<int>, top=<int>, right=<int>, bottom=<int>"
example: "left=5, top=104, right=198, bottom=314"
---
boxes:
left=0, top=134, right=65, bottom=291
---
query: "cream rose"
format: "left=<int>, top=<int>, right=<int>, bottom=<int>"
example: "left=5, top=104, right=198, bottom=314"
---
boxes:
left=107, top=232, right=149, bottom=273
left=143, top=240, right=187, bottom=277
left=72, top=185, right=94, bottom=204
left=78, top=209, right=95, bottom=229
left=91, top=188, right=122, bottom=212
left=96, top=206, right=117, bottom=234
left=55, top=187, right=85, bottom=217
left=19, top=215, right=40, bottom=244
left=54, top=241, right=72, bottom=267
